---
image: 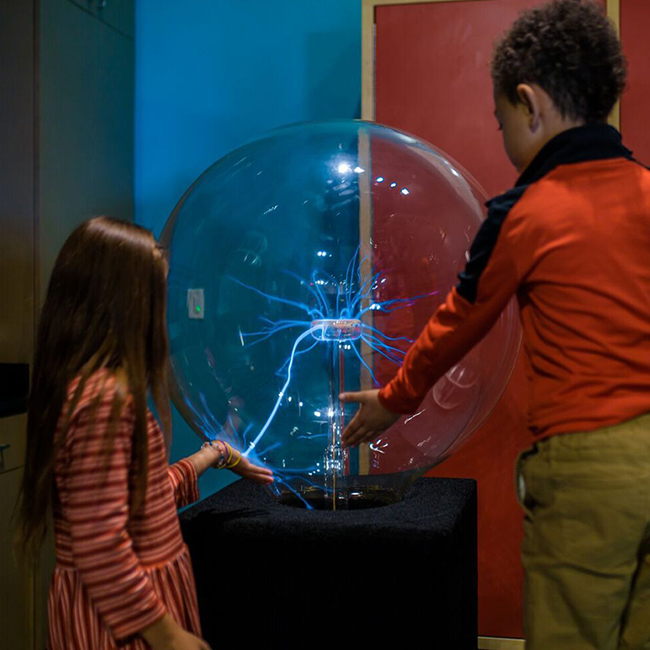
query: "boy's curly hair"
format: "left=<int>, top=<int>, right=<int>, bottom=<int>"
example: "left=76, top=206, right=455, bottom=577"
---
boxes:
left=491, top=0, right=626, bottom=123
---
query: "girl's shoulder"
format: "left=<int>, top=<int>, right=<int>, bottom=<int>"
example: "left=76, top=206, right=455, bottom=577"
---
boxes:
left=64, top=368, right=135, bottom=428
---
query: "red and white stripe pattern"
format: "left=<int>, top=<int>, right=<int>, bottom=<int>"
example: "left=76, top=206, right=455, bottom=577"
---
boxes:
left=48, top=372, right=201, bottom=649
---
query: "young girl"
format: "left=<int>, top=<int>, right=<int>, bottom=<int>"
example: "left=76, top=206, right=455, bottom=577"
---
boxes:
left=16, top=217, right=273, bottom=649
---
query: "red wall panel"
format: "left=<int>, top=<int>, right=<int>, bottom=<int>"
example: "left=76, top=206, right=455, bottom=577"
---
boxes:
left=374, top=0, right=603, bottom=638
left=621, top=0, right=650, bottom=164
left=376, top=0, right=536, bottom=198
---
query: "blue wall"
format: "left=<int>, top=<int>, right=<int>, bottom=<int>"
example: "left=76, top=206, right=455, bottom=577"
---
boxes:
left=135, top=0, right=361, bottom=496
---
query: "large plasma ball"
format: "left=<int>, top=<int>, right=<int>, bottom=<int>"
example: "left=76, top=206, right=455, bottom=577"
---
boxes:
left=161, top=121, right=519, bottom=509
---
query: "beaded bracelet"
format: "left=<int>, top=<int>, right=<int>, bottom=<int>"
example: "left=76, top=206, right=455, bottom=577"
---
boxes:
left=202, top=439, right=242, bottom=470
left=202, top=440, right=226, bottom=469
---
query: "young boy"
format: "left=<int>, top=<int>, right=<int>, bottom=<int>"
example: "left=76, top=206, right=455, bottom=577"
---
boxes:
left=341, top=1, right=650, bottom=647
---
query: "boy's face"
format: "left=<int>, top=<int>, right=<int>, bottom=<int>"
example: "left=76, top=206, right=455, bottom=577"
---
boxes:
left=494, top=83, right=586, bottom=175
left=494, top=92, right=536, bottom=174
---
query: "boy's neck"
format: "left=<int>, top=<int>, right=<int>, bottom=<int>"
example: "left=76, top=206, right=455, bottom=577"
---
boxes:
left=529, top=118, right=586, bottom=162
left=519, top=86, right=586, bottom=173
left=515, top=121, right=626, bottom=189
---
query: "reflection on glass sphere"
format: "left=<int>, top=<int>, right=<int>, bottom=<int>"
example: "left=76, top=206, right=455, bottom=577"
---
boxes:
left=161, top=120, right=520, bottom=509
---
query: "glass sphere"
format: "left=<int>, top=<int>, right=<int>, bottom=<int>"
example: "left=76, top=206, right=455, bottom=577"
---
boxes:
left=161, top=120, right=519, bottom=509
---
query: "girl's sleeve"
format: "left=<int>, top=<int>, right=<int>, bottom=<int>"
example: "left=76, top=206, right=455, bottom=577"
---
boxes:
left=62, top=403, right=167, bottom=641
left=167, top=459, right=200, bottom=509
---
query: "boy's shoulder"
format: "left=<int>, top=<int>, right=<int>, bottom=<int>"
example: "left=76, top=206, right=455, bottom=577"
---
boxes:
left=478, top=155, right=650, bottom=267
left=492, top=156, right=650, bottom=229
left=518, top=156, right=650, bottom=219
left=489, top=124, right=645, bottom=224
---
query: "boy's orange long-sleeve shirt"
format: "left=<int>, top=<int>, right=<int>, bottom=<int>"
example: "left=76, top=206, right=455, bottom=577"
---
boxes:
left=379, top=124, right=650, bottom=439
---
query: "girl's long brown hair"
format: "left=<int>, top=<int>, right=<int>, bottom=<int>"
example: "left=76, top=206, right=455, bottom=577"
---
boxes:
left=16, top=217, right=171, bottom=561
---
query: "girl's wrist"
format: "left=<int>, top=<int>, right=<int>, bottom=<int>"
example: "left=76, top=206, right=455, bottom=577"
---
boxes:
left=201, top=440, right=226, bottom=469
left=201, top=440, right=242, bottom=470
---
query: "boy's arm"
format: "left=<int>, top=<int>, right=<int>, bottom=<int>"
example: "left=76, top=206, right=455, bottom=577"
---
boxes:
left=378, top=283, right=514, bottom=413
left=380, top=188, right=529, bottom=412
left=342, top=188, right=531, bottom=445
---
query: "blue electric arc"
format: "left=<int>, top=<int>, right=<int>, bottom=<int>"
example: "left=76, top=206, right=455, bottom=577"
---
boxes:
left=230, top=250, right=436, bottom=459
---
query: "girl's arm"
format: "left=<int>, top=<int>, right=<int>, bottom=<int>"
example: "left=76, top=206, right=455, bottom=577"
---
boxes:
left=167, top=441, right=274, bottom=509
left=187, top=441, right=274, bottom=483
left=167, top=458, right=200, bottom=510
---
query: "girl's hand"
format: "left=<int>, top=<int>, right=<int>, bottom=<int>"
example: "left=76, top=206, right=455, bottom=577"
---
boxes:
left=340, top=389, right=400, bottom=447
left=160, top=628, right=211, bottom=650
left=199, top=441, right=274, bottom=484
left=227, top=451, right=274, bottom=485
left=142, top=614, right=211, bottom=650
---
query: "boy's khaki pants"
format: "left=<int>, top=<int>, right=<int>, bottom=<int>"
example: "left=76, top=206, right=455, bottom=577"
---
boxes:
left=517, top=413, right=650, bottom=650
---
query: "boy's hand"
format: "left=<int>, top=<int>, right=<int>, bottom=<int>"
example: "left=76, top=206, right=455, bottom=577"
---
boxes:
left=340, top=389, right=399, bottom=447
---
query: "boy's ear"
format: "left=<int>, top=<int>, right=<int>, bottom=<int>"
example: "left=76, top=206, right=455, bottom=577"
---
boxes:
left=516, top=83, right=541, bottom=131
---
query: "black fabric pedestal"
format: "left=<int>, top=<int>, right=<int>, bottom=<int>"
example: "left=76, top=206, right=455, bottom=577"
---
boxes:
left=180, top=477, right=477, bottom=649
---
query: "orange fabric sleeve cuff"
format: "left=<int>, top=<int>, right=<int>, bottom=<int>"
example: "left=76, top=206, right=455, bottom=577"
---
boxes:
left=168, top=458, right=200, bottom=509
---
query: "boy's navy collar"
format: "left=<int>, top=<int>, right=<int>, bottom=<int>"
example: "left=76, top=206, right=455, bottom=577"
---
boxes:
left=514, top=123, right=633, bottom=188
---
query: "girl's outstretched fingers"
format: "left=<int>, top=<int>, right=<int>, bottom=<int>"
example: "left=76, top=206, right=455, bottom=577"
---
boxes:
left=230, top=453, right=274, bottom=484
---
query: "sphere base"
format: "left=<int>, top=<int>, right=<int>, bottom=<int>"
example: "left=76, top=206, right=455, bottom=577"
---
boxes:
left=180, top=476, right=478, bottom=649
left=278, top=487, right=398, bottom=510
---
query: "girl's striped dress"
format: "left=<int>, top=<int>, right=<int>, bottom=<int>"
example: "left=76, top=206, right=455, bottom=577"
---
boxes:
left=48, top=371, right=202, bottom=649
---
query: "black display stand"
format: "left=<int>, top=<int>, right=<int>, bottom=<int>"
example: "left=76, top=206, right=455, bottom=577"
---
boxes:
left=180, top=477, right=477, bottom=650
